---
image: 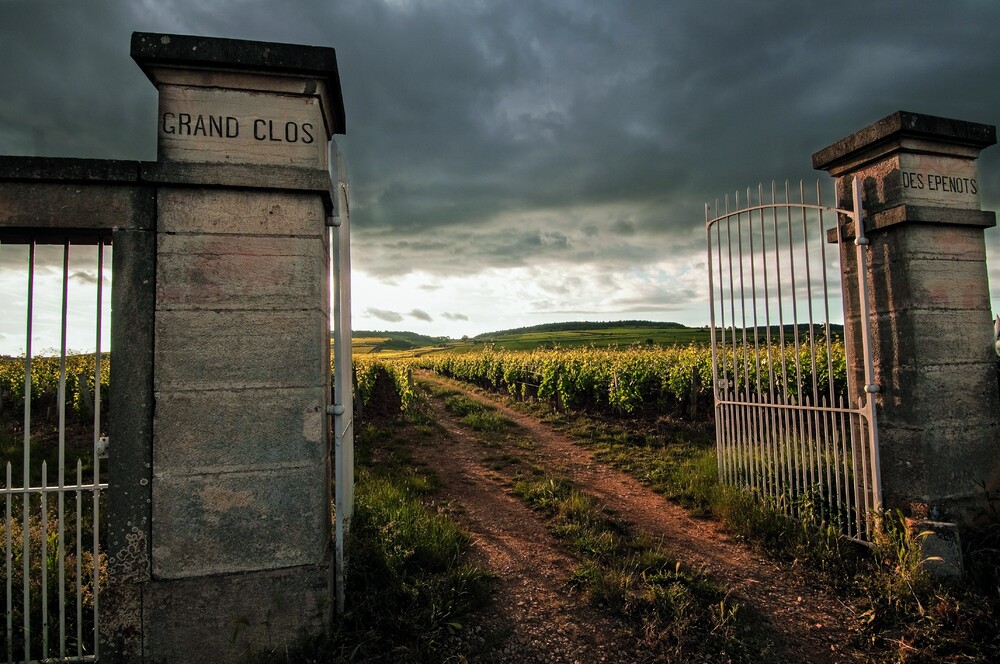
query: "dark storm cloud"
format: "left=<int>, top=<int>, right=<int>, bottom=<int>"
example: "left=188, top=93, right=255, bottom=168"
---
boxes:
left=2, top=0, right=1000, bottom=284
left=366, top=307, right=404, bottom=323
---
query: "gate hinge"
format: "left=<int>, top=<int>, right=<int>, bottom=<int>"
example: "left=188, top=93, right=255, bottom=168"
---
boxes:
left=327, top=215, right=342, bottom=227
left=327, top=404, right=346, bottom=416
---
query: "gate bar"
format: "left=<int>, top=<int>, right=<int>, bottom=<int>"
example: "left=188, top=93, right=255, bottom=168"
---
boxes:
left=851, top=177, right=882, bottom=515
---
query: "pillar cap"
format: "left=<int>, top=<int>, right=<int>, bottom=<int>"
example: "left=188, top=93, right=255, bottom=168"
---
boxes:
left=812, top=111, right=994, bottom=174
left=130, top=32, right=346, bottom=135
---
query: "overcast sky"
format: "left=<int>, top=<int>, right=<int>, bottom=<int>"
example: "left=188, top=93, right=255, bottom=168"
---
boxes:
left=2, top=0, right=1000, bottom=349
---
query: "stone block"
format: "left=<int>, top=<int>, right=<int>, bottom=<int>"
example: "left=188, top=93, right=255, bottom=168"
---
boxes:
left=152, top=464, right=329, bottom=578
left=877, top=363, right=999, bottom=424
left=867, top=252, right=990, bottom=312
left=869, top=223, right=987, bottom=264
left=879, top=420, right=1000, bottom=517
left=157, top=85, right=327, bottom=169
left=156, top=187, right=325, bottom=236
left=154, top=309, right=327, bottom=391
left=0, top=182, right=154, bottom=233
left=870, top=309, right=997, bottom=369
left=156, top=233, right=325, bottom=309
left=153, top=387, right=327, bottom=473
left=143, top=562, right=331, bottom=664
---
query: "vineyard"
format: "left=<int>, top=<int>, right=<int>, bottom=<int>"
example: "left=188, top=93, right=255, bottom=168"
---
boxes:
left=354, top=341, right=848, bottom=421
left=0, top=342, right=847, bottom=427
left=0, top=354, right=109, bottom=422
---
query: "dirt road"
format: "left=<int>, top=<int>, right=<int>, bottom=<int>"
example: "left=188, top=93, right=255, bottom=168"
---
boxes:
left=408, top=371, right=867, bottom=663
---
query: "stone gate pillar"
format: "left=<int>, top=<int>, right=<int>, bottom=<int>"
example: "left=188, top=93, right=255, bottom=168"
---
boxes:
left=103, top=33, right=346, bottom=661
left=813, top=112, right=1000, bottom=537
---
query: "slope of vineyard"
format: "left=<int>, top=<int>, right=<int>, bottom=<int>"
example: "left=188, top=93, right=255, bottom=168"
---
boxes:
left=353, top=340, right=848, bottom=420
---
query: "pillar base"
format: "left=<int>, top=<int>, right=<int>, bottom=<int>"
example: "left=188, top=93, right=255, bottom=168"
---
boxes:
left=142, top=561, right=332, bottom=663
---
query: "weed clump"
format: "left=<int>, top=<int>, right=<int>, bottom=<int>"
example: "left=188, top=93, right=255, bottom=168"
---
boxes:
left=512, top=475, right=765, bottom=661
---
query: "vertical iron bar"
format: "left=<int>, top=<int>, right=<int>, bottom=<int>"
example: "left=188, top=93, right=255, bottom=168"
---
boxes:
left=772, top=183, right=793, bottom=501
left=93, top=454, right=101, bottom=659
left=835, top=396, right=849, bottom=531
left=707, top=204, right=723, bottom=483
left=1, top=243, right=8, bottom=662
left=857, top=411, right=872, bottom=537
left=818, top=183, right=836, bottom=406
left=817, top=183, right=839, bottom=514
left=717, top=216, right=731, bottom=483
left=53, top=241, right=69, bottom=661
left=850, top=406, right=868, bottom=536
left=801, top=181, right=824, bottom=504
left=759, top=184, right=779, bottom=502
left=22, top=240, right=34, bottom=663
left=840, top=397, right=857, bottom=537
left=93, top=241, right=105, bottom=658
left=76, top=461, right=82, bottom=657
left=784, top=182, right=807, bottom=496
left=5, top=463, right=11, bottom=663
left=41, top=463, right=48, bottom=659
left=781, top=180, right=805, bottom=495
left=746, top=190, right=764, bottom=496
left=725, top=202, right=742, bottom=483
left=735, top=193, right=755, bottom=491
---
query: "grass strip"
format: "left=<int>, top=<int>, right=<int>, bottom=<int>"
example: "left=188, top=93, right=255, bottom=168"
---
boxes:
left=266, top=417, right=495, bottom=663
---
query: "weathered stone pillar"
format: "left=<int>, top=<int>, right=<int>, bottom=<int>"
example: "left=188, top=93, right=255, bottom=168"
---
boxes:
left=813, top=112, right=1000, bottom=538
left=103, top=33, right=345, bottom=661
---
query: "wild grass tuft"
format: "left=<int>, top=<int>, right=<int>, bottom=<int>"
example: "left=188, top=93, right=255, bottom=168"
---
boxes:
left=442, top=394, right=486, bottom=417
left=512, top=474, right=765, bottom=661
left=441, top=393, right=514, bottom=433
left=460, top=411, right=511, bottom=432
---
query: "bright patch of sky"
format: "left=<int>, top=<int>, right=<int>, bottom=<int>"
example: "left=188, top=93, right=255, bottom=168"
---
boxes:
left=0, top=244, right=112, bottom=356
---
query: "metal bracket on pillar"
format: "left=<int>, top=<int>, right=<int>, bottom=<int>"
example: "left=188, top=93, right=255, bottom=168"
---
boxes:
left=327, top=215, right=342, bottom=227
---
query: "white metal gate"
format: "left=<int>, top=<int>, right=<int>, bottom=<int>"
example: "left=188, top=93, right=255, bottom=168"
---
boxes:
left=706, top=178, right=882, bottom=539
left=328, top=142, right=354, bottom=613
left=2, top=238, right=109, bottom=662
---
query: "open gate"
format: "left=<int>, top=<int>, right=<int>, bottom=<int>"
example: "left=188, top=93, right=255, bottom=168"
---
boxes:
left=706, top=178, right=882, bottom=539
